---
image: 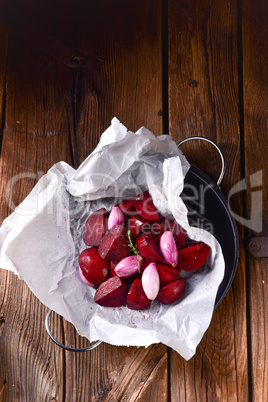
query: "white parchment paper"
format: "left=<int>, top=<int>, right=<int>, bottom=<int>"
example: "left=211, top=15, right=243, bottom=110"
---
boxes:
left=0, top=117, right=224, bottom=360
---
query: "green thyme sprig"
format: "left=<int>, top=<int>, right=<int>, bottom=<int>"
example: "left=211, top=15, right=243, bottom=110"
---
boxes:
left=127, top=230, right=140, bottom=255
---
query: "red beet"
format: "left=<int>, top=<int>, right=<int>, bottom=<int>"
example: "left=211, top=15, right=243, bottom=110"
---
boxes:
left=83, top=208, right=108, bottom=246
left=130, top=215, right=166, bottom=238
left=177, top=242, right=210, bottom=271
left=155, top=262, right=181, bottom=287
left=98, top=225, right=131, bottom=261
left=141, top=260, right=150, bottom=271
left=127, top=278, right=151, bottom=310
left=109, top=261, right=118, bottom=277
left=78, top=247, right=109, bottom=287
left=149, top=222, right=166, bottom=236
left=153, top=233, right=162, bottom=243
left=157, top=278, right=186, bottom=304
left=94, top=276, right=127, bottom=307
left=136, top=232, right=162, bottom=262
left=134, top=191, right=160, bottom=222
left=78, top=266, right=94, bottom=287
left=163, top=219, right=186, bottom=249
left=130, top=214, right=150, bottom=237
left=117, top=199, right=136, bottom=215
left=122, top=272, right=141, bottom=292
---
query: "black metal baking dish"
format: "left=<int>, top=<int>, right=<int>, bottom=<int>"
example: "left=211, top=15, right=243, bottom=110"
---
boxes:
left=178, top=138, right=239, bottom=309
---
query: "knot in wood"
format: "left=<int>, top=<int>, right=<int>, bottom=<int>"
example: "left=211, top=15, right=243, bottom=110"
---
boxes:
left=248, top=238, right=261, bottom=252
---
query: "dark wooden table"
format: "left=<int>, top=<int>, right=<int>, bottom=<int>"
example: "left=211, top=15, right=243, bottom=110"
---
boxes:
left=0, top=1, right=267, bottom=400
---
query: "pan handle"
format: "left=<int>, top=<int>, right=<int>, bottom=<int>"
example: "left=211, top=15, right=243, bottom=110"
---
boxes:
left=177, top=136, right=225, bottom=187
left=45, top=309, right=102, bottom=352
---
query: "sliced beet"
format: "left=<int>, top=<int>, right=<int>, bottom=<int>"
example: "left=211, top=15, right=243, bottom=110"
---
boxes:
left=98, top=225, right=131, bottom=261
left=134, top=191, right=160, bottom=222
left=149, top=222, right=166, bottom=236
left=153, top=233, right=162, bottom=243
left=141, top=260, right=150, bottom=271
left=78, top=247, right=109, bottom=287
left=122, top=272, right=141, bottom=292
left=94, top=276, right=127, bottom=307
left=127, top=278, right=151, bottom=310
left=136, top=232, right=162, bottom=262
left=129, top=214, right=149, bottom=237
left=157, top=278, right=186, bottom=305
left=130, top=215, right=166, bottom=238
left=163, top=219, right=186, bottom=249
left=177, top=242, right=210, bottom=271
left=109, top=261, right=118, bottom=277
left=155, top=262, right=181, bottom=287
left=83, top=208, right=108, bottom=246
left=117, top=199, right=136, bottom=215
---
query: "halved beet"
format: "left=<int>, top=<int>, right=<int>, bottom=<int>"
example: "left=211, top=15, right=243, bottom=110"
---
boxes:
left=141, top=260, right=150, bottom=271
left=83, top=208, right=108, bottom=246
left=149, top=222, right=166, bottom=236
left=134, top=191, right=160, bottom=222
left=127, top=278, right=151, bottom=310
left=98, top=225, right=131, bottom=261
left=78, top=247, right=109, bottom=287
left=163, top=219, right=186, bottom=249
left=109, top=261, right=117, bottom=277
left=157, top=278, right=186, bottom=305
left=130, top=216, right=166, bottom=238
left=153, top=233, right=162, bottom=243
left=117, top=199, right=136, bottom=215
left=129, top=214, right=150, bottom=237
left=136, top=232, right=162, bottom=262
left=94, top=276, right=127, bottom=307
left=122, top=272, right=141, bottom=292
left=177, top=242, right=210, bottom=271
left=155, top=262, right=181, bottom=287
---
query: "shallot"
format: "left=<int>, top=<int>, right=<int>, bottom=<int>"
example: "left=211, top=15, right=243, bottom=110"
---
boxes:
left=159, top=231, right=178, bottom=267
left=108, top=206, right=125, bottom=229
left=142, top=262, right=160, bottom=300
left=115, top=255, right=144, bottom=278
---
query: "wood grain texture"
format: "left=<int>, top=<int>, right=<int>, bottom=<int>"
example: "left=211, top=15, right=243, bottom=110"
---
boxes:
left=168, top=1, right=248, bottom=400
left=0, top=21, right=8, bottom=402
left=1, top=0, right=167, bottom=400
left=242, top=0, right=268, bottom=400
left=1, top=0, right=267, bottom=400
left=72, top=0, right=164, bottom=166
left=0, top=22, right=9, bottom=402
left=0, top=276, right=65, bottom=400
left=61, top=1, right=168, bottom=401
left=0, top=23, right=8, bottom=141
left=0, top=1, right=75, bottom=400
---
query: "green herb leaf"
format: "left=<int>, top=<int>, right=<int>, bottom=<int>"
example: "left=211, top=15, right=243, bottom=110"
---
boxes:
left=127, top=230, right=140, bottom=255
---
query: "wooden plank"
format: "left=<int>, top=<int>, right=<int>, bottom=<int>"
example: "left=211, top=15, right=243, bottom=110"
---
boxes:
left=0, top=23, right=8, bottom=138
left=0, top=1, right=76, bottom=399
left=61, top=1, right=168, bottom=400
left=0, top=22, right=9, bottom=402
left=242, top=0, right=268, bottom=400
left=0, top=1, right=167, bottom=400
left=73, top=0, right=164, bottom=166
left=168, top=1, right=248, bottom=400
